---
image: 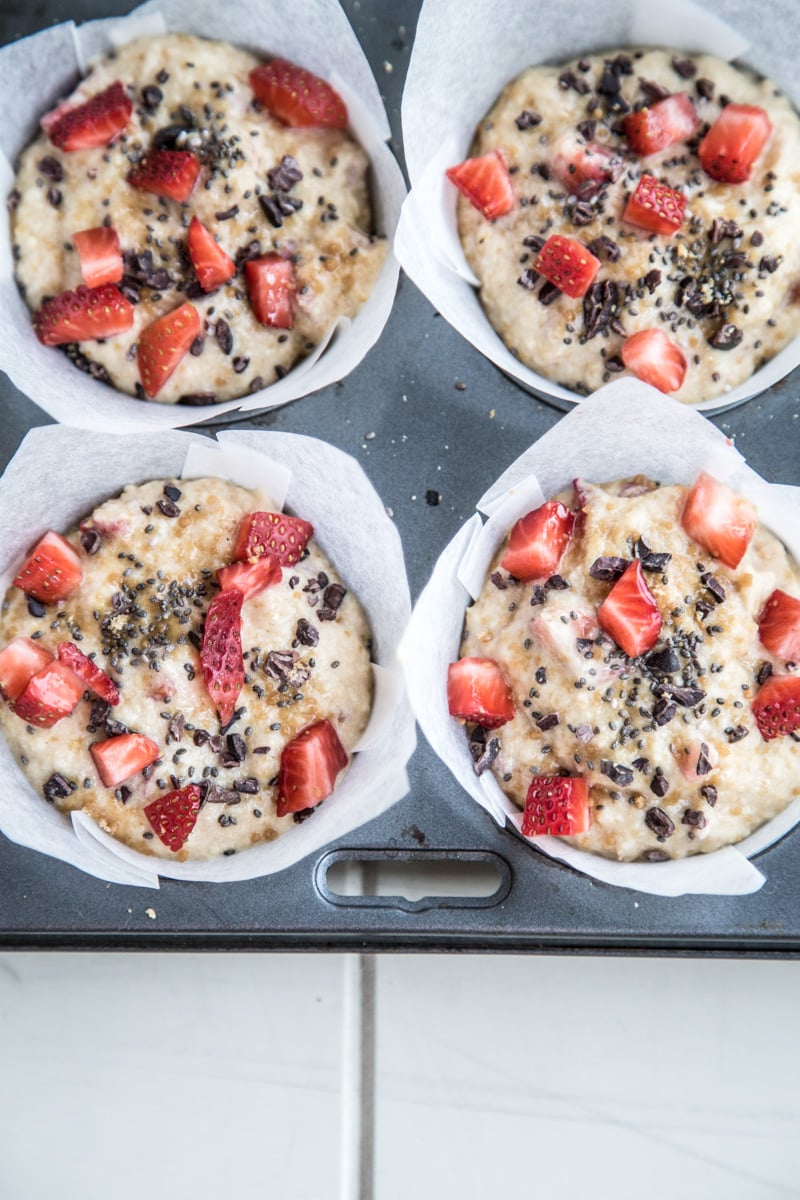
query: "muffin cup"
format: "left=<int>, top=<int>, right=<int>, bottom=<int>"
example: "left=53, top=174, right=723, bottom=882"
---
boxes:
left=0, top=427, right=414, bottom=886
left=399, top=378, right=800, bottom=897
left=0, top=0, right=406, bottom=432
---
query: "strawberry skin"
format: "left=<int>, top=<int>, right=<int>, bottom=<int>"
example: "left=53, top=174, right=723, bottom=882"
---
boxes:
left=533, top=235, right=600, bottom=298
left=621, top=328, right=687, bottom=393
left=623, top=174, right=686, bottom=235
left=186, top=216, right=236, bottom=292
left=597, top=560, right=662, bottom=658
left=48, top=80, right=132, bottom=151
left=249, top=59, right=348, bottom=129
left=200, top=590, right=244, bottom=726
left=144, top=785, right=202, bottom=852
left=232, top=511, right=313, bottom=567
left=244, top=255, right=295, bottom=328
left=72, top=226, right=123, bottom=288
left=137, top=302, right=201, bottom=399
left=57, top=642, right=119, bottom=705
left=699, top=104, right=772, bottom=184
left=758, top=590, right=800, bottom=662
left=681, top=472, right=757, bottom=570
left=624, top=93, right=699, bottom=156
left=217, top=557, right=282, bottom=601
left=276, top=719, right=349, bottom=816
left=447, top=657, right=515, bottom=729
left=13, top=530, right=83, bottom=603
left=13, top=660, right=84, bottom=728
left=0, top=638, right=54, bottom=702
left=446, top=151, right=515, bottom=220
left=33, top=283, right=135, bottom=347
left=500, top=500, right=575, bottom=581
left=752, top=674, right=800, bottom=741
left=522, top=775, right=590, bottom=837
left=128, top=149, right=201, bottom=202
left=550, top=132, right=621, bottom=193
left=90, top=732, right=160, bottom=787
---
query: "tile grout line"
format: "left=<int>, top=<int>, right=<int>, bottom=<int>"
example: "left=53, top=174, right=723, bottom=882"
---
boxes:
left=340, top=954, right=376, bottom=1200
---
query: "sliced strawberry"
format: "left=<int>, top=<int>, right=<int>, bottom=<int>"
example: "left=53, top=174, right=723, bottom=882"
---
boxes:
left=72, top=226, right=123, bottom=288
left=137, top=301, right=201, bottom=399
left=244, top=255, right=295, bottom=329
left=758, top=590, right=800, bottom=661
left=276, top=719, right=349, bottom=816
left=500, top=500, right=575, bottom=581
left=249, top=58, right=348, bottom=129
left=33, top=283, right=135, bottom=347
left=57, top=642, right=119, bottom=705
left=550, top=131, right=622, bottom=194
left=144, top=784, right=202, bottom=852
left=200, top=590, right=244, bottom=726
left=533, top=235, right=600, bottom=299
left=48, top=81, right=132, bottom=152
left=699, top=104, right=772, bottom=184
left=752, top=674, right=800, bottom=741
left=40, top=98, right=75, bottom=136
left=232, top=511, right=313, bottom=567
left=128, top=149, right=201, bottom=203
left=624, top=93, right=699, bottom=156
left=217, top=557, right=282, bottom=601
left=622, top=174, right=686, bottom=235
left=13, top=530, right=83, bottom=603
left=597, top=560, right=662, bottom=659
left=521, top=775, right=590, bottom=837
left=90, top=732, right=160, bottom=787
left=680, top=472, right=757, bottom=570
left=13, top=660, right=84, bottom=728
left=447, top=657, right=515, bottom=730
left=446, top=151, right=515, bottom=220
left=621, top=328, right=687, bottom=393
left=186, top=216, right=236, bottom=292
left=0, top=638, right=55, bottom=702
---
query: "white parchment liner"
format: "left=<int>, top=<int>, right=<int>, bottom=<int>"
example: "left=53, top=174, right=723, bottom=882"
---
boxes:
left=399, top=378, right=800, bottom=897
left=397, top=0, right=800, bottom=415
left=0, top=427, right=415, bottom=887
left=0, top=0, right=406, bottom=432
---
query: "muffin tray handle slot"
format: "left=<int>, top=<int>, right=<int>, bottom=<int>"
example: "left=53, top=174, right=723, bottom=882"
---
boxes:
left=315, top=849, right=512, bottom=912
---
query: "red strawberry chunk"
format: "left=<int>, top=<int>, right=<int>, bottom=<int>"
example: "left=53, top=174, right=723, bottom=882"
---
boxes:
left=752, top=674, right=800, bottom=741
left=217, top=557, right=282, bottom=601
left=624, top=93, right=699, bottom=156
left=533, top=235, right=600, bottom=299
left=72, top=226, right=123, bottom=288
left=137, top=301, right=201, bottom=399
left=144, top=784, right=202, bottom=852
left=232, top=511, right=313, bottom=567
left=250, top=58, right=348, bottom=129
left=13, top=660, right=84, bottom=728
left=33, top=283, right=135, bottom=347
left=446, top=151, right=515, bottom=220
left=200, top=590, right=244, bottom=726
left=500, top=500, right=575, bottom=581
left=623, top=174, right=686, bottom=235
left=681, top=472, right=757, bottom=569
left=276, top=719, right=349, bottom=816
left=90, top=732, right=160, bottom=787
left=40, top=99, right=75, bottom=135
left=758, top=590, right=800, bottom=662
left=621, top=328, right=687, bottom=393
left=13, top=530, right=83, bottom=603
left=699, top=104, right=772, bottom=184
left=447, top=657, right=515, bottom=730
left=597, top=560, right=662, bottom=659
left=128, top=149, right=201, bottom=203
left=48, top=81, right=132, bottom=152
left=244, top=255, right=295, bottom=328
left=522, top=775, right=590, bottom=837
left=57, top=642, right=119, bottom=705
left=0, top=638, right=54, bottom=702
left=186, top=216, right=236, bottom=292
left=550, top=131, right=622, bottom=194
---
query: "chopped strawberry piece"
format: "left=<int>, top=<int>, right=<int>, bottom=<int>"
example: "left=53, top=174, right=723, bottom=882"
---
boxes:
left=128, top=149, right=201, bottom=203
left=624, top=93, right=699, bottom=156
left=500, top=500, right=575, bottom=581
left=13, top=530, right=83, bottom=603
left=90, top=732, right=160, bottom=787
left=679, top=738, right=719, bottom=781
left=57, top=642, right=119, bottom=705
left=13, top=660, right=84, bottom=728
left=758, top=590, right=800, bottom=661
left=447, top=657, right=515, bottom=730
left=752, top=675, right=800, bottom=740
left=446, top=150, right=515, bottom=220
left=186, top=216, right=236, bottom=292
left=533, top=235, right=600, bottom=298
left=680, top=472, right=757, bottom=569
left=597, top=560, right=662, bottom=658
left=200, top=590, right=244, bottom=726
left=623, top=174, right=686, bottom=235
left=232, top=511, right=313, bottom=567
left=699, top=104, right=772, bottom=184
left=550, top=131, right=622, bottom=193
left=621, top=328, right=687, bottom=393
left=244, top=255, right=295, bottom=328
left=250, top=58, right=348, bottom=128
left=144, top=784, right=202, bottom=852
left=72, top=225, right=123, bottom=288
left=521, top=775, right=590, bottom=837
left=40, top=98, right=75, bottom=135
left=0, top=638, right=54, bottom=702
left=137, top=301, right=201, bottom=399
left=48, top=81, right=132, bottom=152
left=217, top=557, right=282, bottom=601
left=276, top=719, right=349, bottom=816
left=33, top=283, right=135, bottom=347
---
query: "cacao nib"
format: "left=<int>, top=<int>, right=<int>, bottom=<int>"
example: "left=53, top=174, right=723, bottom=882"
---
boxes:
left=80, top=527, right=102, bottom=555
left=43, top=773, right=73, bottom=802
left=522, top=234, right=545, bottom=251
left=576, top=119, right=597, bottom=141
left=470, top=734, right=500, bottom=776
left=167, top=712, right=186, bottom=743
left=759, top=254, right=780, bottom=274
left=695, top=77, right=715, bottom=101
left=141, top=85, right=163, bottom=110
left=215, top=318, right=233, bottom=355
left=695, top=743, right=712, bottom=776
left=37, top=155, right=64, bottom=182
left=515, top=109, right=542, bottom=130
left=726, top=725, right=749, bottom=743
left=267, top=155, right=303, bottom=192
left=490, top=572, right=509, bottom=590
left=215, top=205, right=239, bottom=221
left=756, top=662, right=773, bottom=686
left=601, top=760, right=634, bottom=787
left=671, top=56, right=697, bottom=78
left=700, top=572, right=726, bottom=603
left=589, top=556, right=629, bottom=581
left=655, top=682, right=705, bottom=708
left=587, top=234, right=621, bottom=262
left=264, top=650, right=296, bottom=682
left=47, top=187, right=63, bottom=208
left=536, top=713, right=560, bottom=732
left=226, top=732, right=246, bottom=763
left=645, top=806, right=675, bottom=839
left=708, top=323, right=743, bottom=351
left=538, top=281, right=561, bottom=306
left=653, top=697, right=677, bottom=726
left=645, top=647, right=679, bottom=675
left=583, top=280, right=620, bottom=339
left=644, top=269, right=662, bottom=293
left=638, top=78, right=670, bottom=103
left=650, top=772, right=669, bottom=798
left=233, top=777, right=259, bottom=793
left=205, top=785, right=241, bottom=805
left=700, top=784, right=718, bottom=807
left=682, top=808, right=707, bottom=829
left=295, top=618, right=319, bottom=647
left=545, top=574, right=569, bottom=591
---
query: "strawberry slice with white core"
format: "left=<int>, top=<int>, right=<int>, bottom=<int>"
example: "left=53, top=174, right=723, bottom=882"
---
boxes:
left=680, top=472, right=757, bottom=570
left=276, top=719, right=349, bottom=816
left=249, top=59, right=348, bottom=129
left=72, top=226, right=123, bottom=288
left=144, top=785, right=202, bottom=852
left=624, top=93, right=699, bottom=156
left=758, top=590, right=800, bottom=661
left=522, top=775, right=590, bottom=837
left=500, top=500, right=575, bottom=581
left=447, top=657, right=515, bottom=729
left=752, top=674, right=800, bottom=741
left=33, top=283, right=135, bottom=347
left=232, top=511, right=313, bottom=567
left=13, top=530, right=83, bottom=603
left=446, top=150, right=515, bottom=220
left=200, top=590, right=244, bottom=726
left=550, top=131, right=622, bottom=193
left=699, top=104, right=772, bottom=184
left=137, top=301, right=201, bottom=399
left=244, top=255, right=295, bottom=328
left=13, top=660, right=84, bottom=728
left=0, top=638, right=55, bottom=702
left=621, top=328, right=687, bottom=393
left=186, top=216, right=236, bottom=292
left=534, top=235, right=600, bottom=298
left=597, top=560, right=662, bottom=659
left=90, top=732, right=160, bottom=787
left=623, top=174, right=686, bottom=235
left=47, top=81, right=132, bottom=151
left=217, top=557, right=282, bottom=601
left=57, top=642, right=119, bottom=705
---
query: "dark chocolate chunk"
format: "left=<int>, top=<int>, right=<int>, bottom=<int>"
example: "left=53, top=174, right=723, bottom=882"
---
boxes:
left=151, top=123, right=188, bottom=151
left=233, top=777, right=259, bottom=793
left=601, top=760, right=634, bottom=787
left=141, top=85, right=163, bottom=110
left=650, top=772, right=669, bottom=798
left=545, top=574, right=569, bottom=591
left=695, top=742, right=713, bottom=777
left=644, top=269, right=662, bottom=293
left=205, top=785, right=241, bottom=805
left=583, top=280, right=621, bottom=339
left=759, top=254, right=780, bottom=274
left=589, top=556, right=629, bottom=581
left=645, top=806, right=675, bottom=839
left=536, top=713, right=560, bottom=732
left=259, top=194, right=285, bottom=228
left=597, top=64, right=621, bottom=95
left=700, top=572, right=726, bottom=603
left=587, top=234, right=621, bottom=263
left=267, top=154, right=303, bottom=192
left=163, top=484, right=181, bottom=502
left=700, top=784, right=718, bottom=807
left=671, top=56, right=697, bottom=78
left=156, top=496, right=181, bottom=518
left=264, top=650, right=296, bottom=682
left=37, top=155, right=64, bottom=182
left=538, top=281, right=561, bottom=306
left=656, top=682, right=705, bottom=708
left=710, top=217, right=742, bottom=244
left=226, top=732, right=246, bottom=763
left=645, top=647, right=680, bottom=675
left=215, top=317, right=233, bottom=355
left=653, top=697, right=677, bottom=726
left=576, top=118, right=597, bottom=141
left=638, top=78, right=670, bottom=104
left=708, top=323, right=743, bottom=350
left=43, top=773, right=73, bottom=802
left=515, top=109, right=542, bottom=130
left=490, top=572, right=509, bottom=591
left=522, top=234, right=546, bottom=252
left=695, top=77, right=715, bottom=101
left=295, top=618, right=319, bottom=647
left=682, top=808, right=707, bottom=829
